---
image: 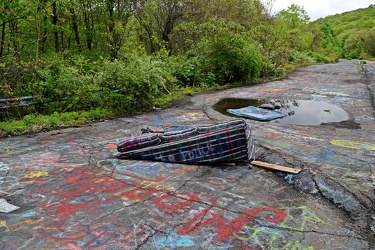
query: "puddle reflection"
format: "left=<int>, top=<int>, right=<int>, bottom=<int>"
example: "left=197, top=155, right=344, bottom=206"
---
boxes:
left=213, top=98, right=349, bottom=125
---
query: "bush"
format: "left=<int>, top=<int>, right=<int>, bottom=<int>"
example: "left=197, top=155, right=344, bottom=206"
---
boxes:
left=207, top=37, right=264, bottom=83
left=48, top=112, right=60, bottom=127
left=28, top=58, right=81, bottom=114
left=23, top=114, right=37, bottom=126
left=98, top=53, right=171, bottom=113
left=289, top=51, right=317, bottom=64
left=307, top=51, right=332, bottom=63
left=181, top=19, right=265, bottom=86
left=172, top=57, right=198, bottom=87
left=60, top=112, right=75, bottom=126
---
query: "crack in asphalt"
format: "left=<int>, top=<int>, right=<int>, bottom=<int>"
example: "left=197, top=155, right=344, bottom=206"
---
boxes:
left=301, top=230, right=365, bottom=240
left=135, top=234, right=153, bottom=250
left=326, top=174, right=374, bottom=210
left=169, top=174, right=204, bottom=196
left=318, top=171, right=375, bottom=209
left=0, top=165, right=28, bottom=198
left=88, top=206, right=125, bottom=230
left=359, top=62, right=375, bottom=115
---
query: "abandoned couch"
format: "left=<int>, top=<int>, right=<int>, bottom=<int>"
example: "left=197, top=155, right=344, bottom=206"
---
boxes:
left=117, top=119, right=255, bottom=165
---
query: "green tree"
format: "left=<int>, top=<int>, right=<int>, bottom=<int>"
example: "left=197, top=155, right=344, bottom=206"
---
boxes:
left=342, top=31, right=366, bottom=59
left=364, top=27, right=375, bottom=56
left=0, top=0, right=32, bottom=58
left=179, top=18, right=265, bottom=86
left=279, top=4, right=309, bottom=29
left=106, top=0, right=133, bottom=60
left=318, top=22, right=339, bottom=48
left=278, top=4, right=310, bottom=51
left=133, top=0, right=187, bottom=54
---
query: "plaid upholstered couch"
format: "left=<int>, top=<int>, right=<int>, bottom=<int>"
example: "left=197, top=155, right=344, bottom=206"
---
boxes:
left=117, top=119, right=255, bottom=165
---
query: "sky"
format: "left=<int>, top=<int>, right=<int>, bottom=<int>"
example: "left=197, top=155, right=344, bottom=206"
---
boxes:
left=269, top=0, right=374, bottom=21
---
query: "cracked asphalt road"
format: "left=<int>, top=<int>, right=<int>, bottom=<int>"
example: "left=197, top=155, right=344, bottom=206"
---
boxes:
left=0, top=59, right=374, bottom=249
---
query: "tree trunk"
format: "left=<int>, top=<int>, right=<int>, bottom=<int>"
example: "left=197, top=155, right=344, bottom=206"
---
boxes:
left=70, top=8, right=81, bottom=51
left=0, top=22, right=5, bottom=57
left=52, top=1, right=59, bottom=52
left=83, top=7, right=92, bottom=50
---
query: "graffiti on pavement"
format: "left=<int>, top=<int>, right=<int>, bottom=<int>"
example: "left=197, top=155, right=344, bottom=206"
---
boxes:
left=330, top=140, right=375, bottom=151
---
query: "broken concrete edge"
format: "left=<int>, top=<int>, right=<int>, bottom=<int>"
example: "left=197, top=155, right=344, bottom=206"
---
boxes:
left=253, top=144, right=375, bottom=246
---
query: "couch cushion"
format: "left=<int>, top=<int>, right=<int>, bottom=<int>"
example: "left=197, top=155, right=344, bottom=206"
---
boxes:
left=197, top=119, right=245, bottom=134
left=160, top=128, right=198, bottom=143
left=117, top=133, right=161, bottom=152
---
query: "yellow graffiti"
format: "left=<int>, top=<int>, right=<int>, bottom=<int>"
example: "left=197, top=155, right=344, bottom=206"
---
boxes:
left=183, top=112, right=199, bottom=115
left=140, top=180, right=174, bottom=191
left=330, top=140, right=375, bottom=151
left=234, top=226, right=281, bottom=241
left=234, top=206, right=324, bottom=249
left=0, top=220, right=6, bottom=228
left=3, top=218, right=34, bottom=229
left=269, top=237, right=314, bottom=250
left=279, top=206, right=325, bottom=231
left=24, top=171, right=49, bottom=178
left=94, top=177, right=111, bottom=183
left=321, top=165, right=372, bottom=192
left=234, top=226, right=314, bottom=250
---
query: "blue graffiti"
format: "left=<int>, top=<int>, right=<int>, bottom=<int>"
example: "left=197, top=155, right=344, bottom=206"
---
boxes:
left=318, top=148, right=336, bottom=162
left=155, top=230, right=195, bottom=249
left=128, top=164, right=159, bottom=175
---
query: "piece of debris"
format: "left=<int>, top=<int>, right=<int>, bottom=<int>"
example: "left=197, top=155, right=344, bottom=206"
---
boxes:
left=226, top=106, right=287, bottom=121
left=0, top=198, right=20, bottom=213
left=250, top=160, right=301, bottom=174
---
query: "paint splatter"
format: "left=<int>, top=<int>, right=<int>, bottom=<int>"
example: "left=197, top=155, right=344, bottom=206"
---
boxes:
left=330, top=140, right=375, bottom=151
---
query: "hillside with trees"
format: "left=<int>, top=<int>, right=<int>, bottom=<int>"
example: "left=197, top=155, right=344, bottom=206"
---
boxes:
left=315, top=4, right=375, bottom=59
left=0, top=0, right=373, bottom=135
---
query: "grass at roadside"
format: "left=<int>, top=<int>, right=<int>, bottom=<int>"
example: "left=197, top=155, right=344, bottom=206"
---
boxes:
left=0, top=108, right=115, bottom=137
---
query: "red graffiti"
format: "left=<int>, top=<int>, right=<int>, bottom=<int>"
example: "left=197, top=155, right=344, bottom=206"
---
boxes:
left=154, top=192, right=199, bottom=212
left=44, top=186, right=160, bottom=217
left=61, top=177, right=114, bottom=198
left=120, top=187, right=158, bottom=200
left=37, top=218, right=117, bottom=249
left=37, top=219, right=84, bottom=241
left=38, top=166, right=288, bottom=246
left=178, top=204, right=287, bottom=242
left=21, top=177, right=47, bottom=182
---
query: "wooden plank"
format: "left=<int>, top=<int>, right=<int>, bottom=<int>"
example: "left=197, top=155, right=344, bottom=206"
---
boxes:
left=250, top=161, right=301, bottom=174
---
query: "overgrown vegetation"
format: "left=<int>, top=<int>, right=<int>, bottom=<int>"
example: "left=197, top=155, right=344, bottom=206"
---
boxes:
left=317, top=4, right=375, bottom=59
left=1, top=0, right=374, bottom=137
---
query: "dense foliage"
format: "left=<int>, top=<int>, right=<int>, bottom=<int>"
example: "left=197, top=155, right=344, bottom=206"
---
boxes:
left=0, top=0, right=374, bottom=135
left=316, top=4, right=375, bottom=59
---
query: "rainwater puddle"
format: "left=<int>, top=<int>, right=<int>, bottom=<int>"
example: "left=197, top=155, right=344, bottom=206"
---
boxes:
left=213, top=98, right=349, bottom=125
